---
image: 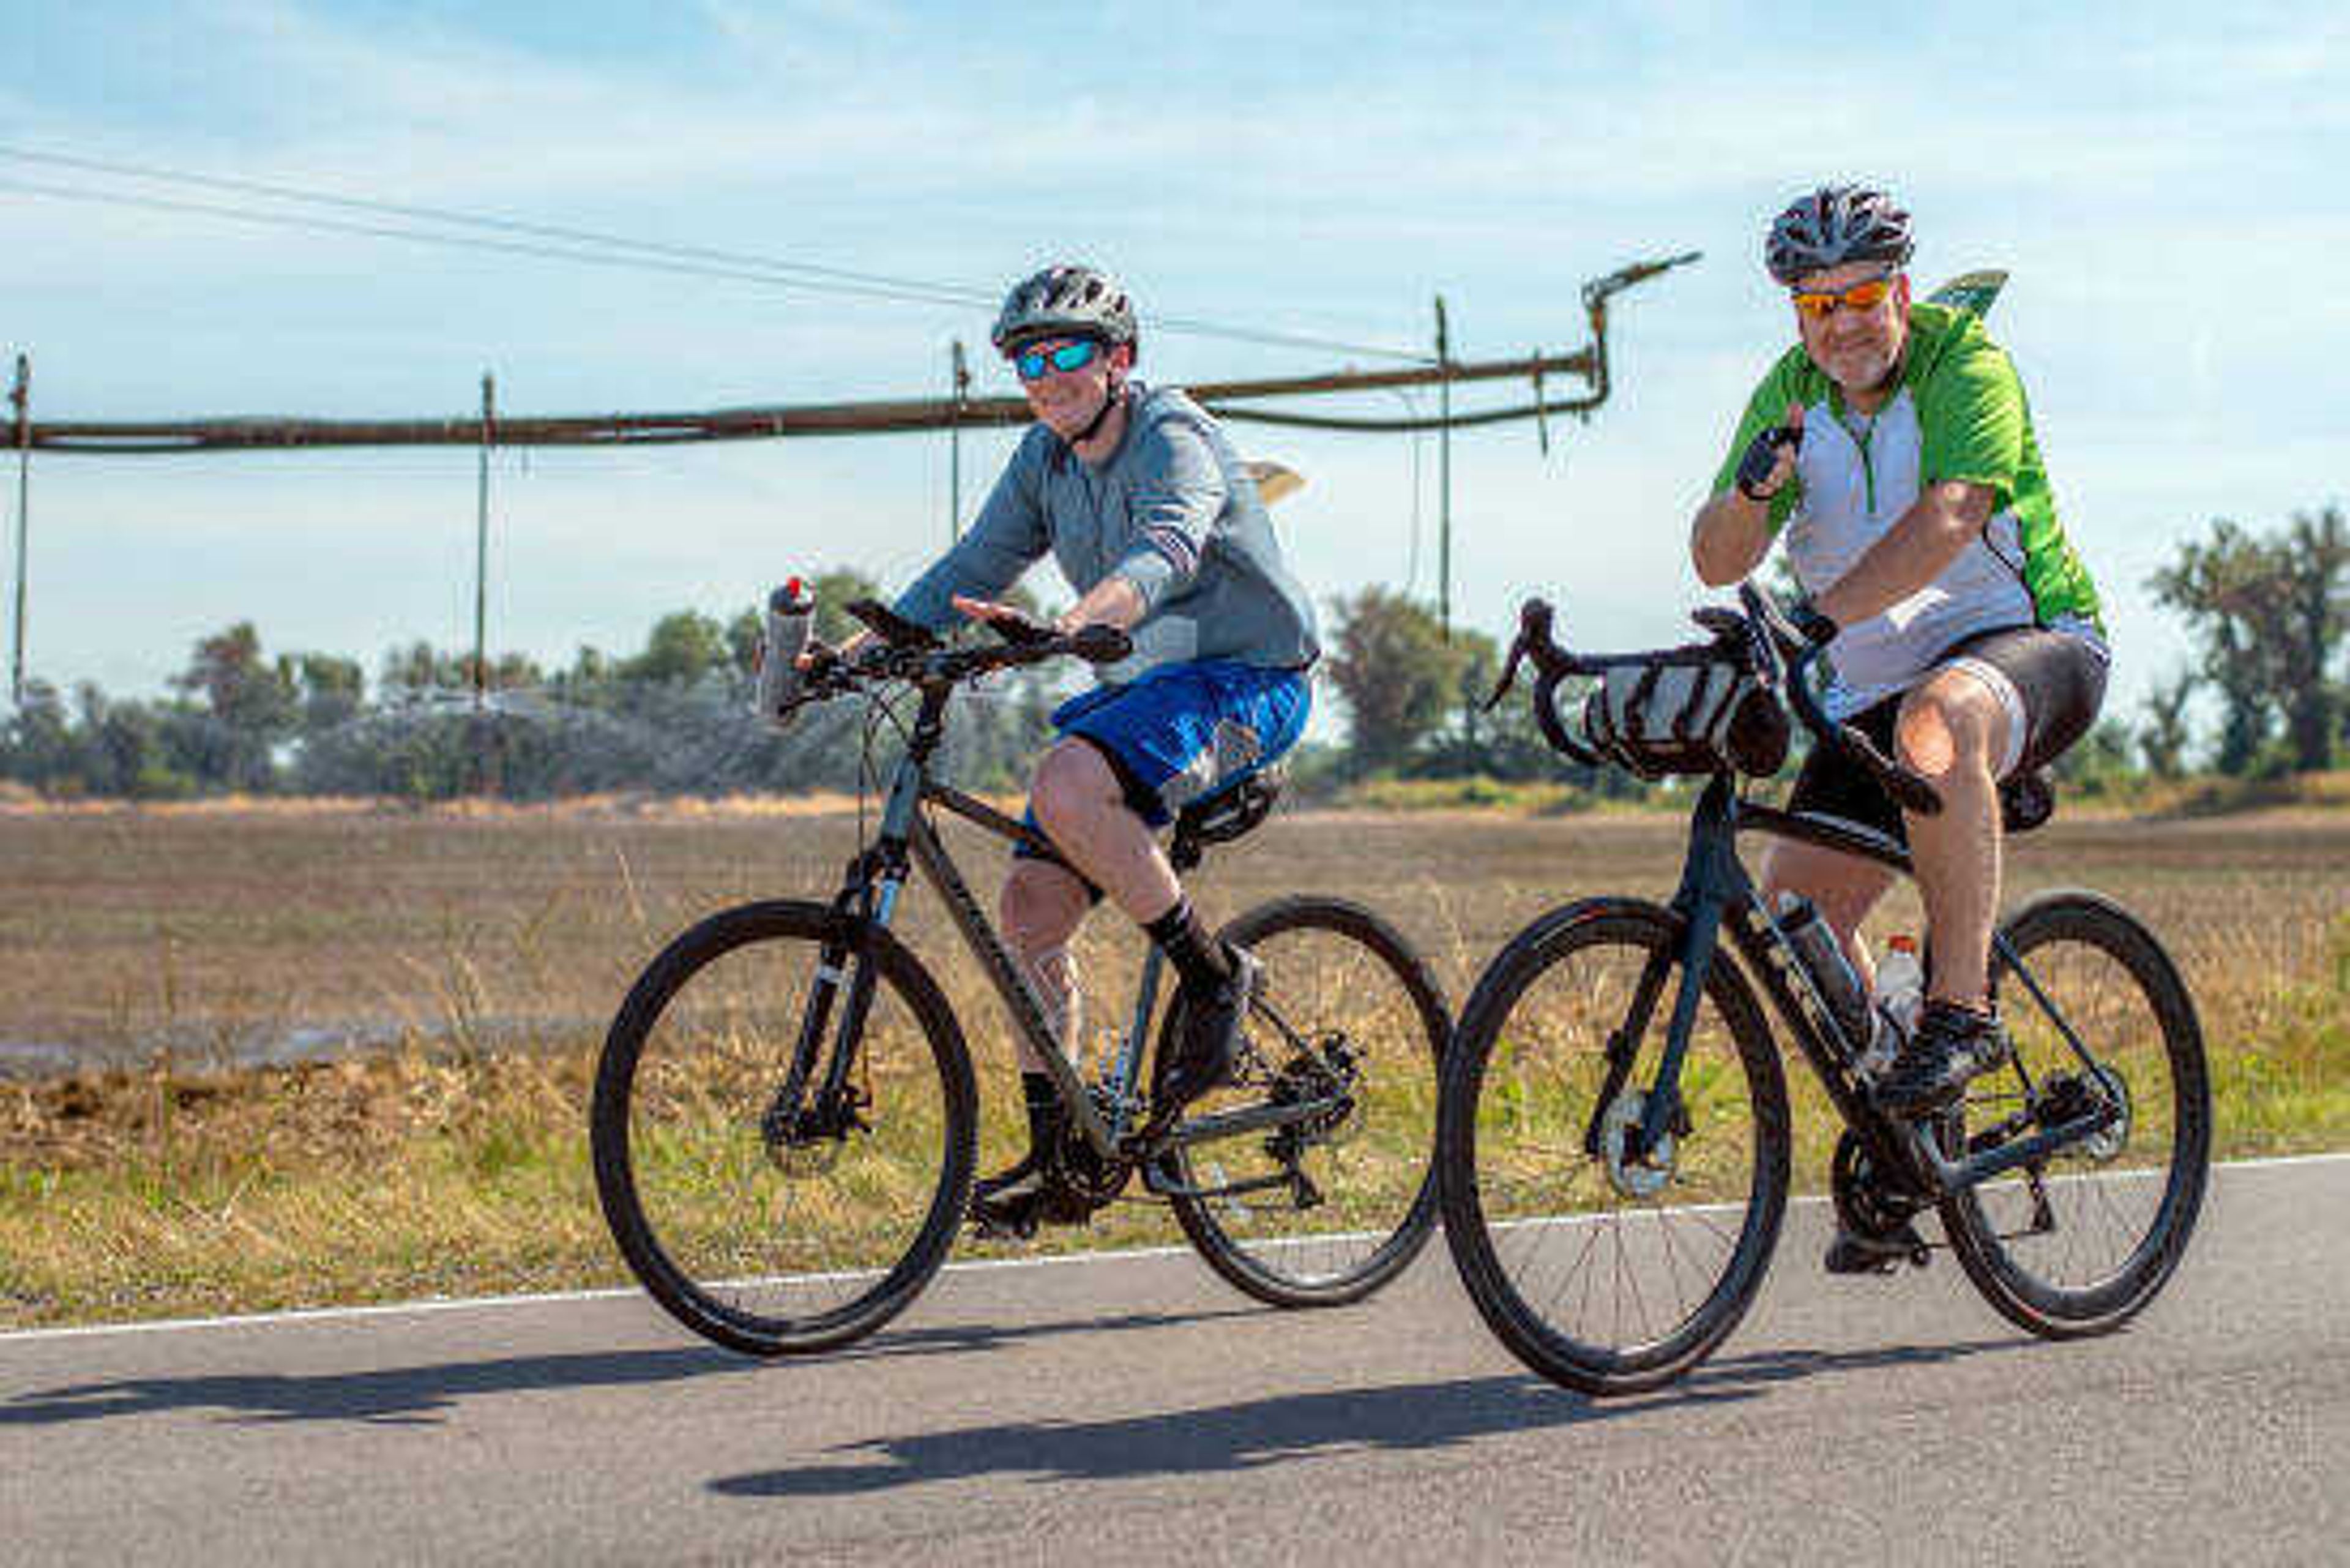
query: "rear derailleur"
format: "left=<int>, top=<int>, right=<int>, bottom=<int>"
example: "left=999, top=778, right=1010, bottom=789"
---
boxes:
left=1256, top=1036, right=1361, bottom=1209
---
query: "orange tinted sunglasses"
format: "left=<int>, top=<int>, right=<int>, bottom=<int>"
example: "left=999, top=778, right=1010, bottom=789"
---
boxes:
left=1791, top=274, right=1897, bottom=321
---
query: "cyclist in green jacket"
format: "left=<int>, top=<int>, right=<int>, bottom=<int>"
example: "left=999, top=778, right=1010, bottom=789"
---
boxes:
left=1690, top=186, right=2109, bottom=1262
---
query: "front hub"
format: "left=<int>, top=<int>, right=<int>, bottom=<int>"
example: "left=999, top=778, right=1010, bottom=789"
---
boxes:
left=1598, top=1088, right=1676, bottom=1200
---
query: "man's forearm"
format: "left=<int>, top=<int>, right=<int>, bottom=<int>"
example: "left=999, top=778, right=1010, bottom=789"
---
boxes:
left=1690, top=490, right=1773, bottom=586
left=1813, top=481, right=1992, bottom=627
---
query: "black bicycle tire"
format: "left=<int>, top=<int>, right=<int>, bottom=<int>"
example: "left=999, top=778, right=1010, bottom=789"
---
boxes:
left=591, top=900, right=977, bottom=1356
left=1939, top=889, right=2211, bottom=1338
left=1436, top=897, right=1792, bottom=1395
left=1163, top=896, right=1452, bottom=1308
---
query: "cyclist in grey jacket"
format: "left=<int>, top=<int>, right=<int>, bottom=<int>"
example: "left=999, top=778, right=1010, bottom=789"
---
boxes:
left=879, top=264, right=1319, bottom=1230
left=897, top=383, right=1317, bottom=682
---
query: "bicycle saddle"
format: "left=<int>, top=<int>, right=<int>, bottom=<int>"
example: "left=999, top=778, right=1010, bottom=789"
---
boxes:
left=1169, top=768, right=1286, bottom=872
left=2000, top=767, right=2055, bottom=835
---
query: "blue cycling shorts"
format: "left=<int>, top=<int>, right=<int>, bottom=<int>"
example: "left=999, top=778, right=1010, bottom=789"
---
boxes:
left=1016, top=659, right=1310, bottom=867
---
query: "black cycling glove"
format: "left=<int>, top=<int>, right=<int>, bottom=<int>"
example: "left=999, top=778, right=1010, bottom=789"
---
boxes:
left=1734, top=425, right=1800, bottom=502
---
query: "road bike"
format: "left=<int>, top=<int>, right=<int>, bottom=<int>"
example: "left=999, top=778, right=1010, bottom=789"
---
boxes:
left=1435, top=585, right=2210, bottom=1395
left=592, top=599, right=1450, bottom=1355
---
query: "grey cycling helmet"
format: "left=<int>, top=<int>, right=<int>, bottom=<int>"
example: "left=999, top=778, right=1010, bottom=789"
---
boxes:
left=991, top=264, right=1138, bottom=356
left=1765, top=185, right=1914, bottom=285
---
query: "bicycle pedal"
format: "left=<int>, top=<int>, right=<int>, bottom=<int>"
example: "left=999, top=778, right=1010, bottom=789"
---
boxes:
left=968, top=1193, right=1042, bottom=1242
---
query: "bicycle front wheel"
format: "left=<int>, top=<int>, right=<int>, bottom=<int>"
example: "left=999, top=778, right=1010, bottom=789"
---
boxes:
left=1941, top=889, right=2212, bottom=1337
left=1437, top=898, right=1790, bottom=1395
left=1163, top=897, right=1451, bottom=1308
left=591, top=900, right=977, bottom=1356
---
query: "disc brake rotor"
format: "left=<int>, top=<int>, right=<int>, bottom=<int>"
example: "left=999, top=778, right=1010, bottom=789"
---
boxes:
left=1598, top=1088, right=1676, bottom=1200
left=2078, top=1063, right=2132, bottom=1162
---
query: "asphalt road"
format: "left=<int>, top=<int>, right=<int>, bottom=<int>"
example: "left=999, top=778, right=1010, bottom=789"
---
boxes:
left=4, top=1156, right=2344, bottom=1566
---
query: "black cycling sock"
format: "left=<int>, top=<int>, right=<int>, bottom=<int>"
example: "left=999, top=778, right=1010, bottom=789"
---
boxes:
left=1021, top=1071, right=1061, bottom=1148
left=1144, top=897, right=1232, bottom=993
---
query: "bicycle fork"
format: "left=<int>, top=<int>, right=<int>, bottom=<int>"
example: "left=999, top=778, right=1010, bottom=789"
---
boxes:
left=759, top=763, right=929, bottom=1158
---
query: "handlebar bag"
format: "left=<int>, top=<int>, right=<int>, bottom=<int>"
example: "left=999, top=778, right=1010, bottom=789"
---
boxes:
left=1583, top=655, right=1789, bottom=779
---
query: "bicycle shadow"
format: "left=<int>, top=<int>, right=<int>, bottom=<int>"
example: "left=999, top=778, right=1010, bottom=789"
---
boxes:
left=709, top=1334, right=2024, bottom=1497
left=0, top=1305, right=1259, bottom=1430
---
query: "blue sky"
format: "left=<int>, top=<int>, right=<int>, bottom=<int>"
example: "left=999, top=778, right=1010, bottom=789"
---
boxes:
left=6, top=1, right=2347, bottom=734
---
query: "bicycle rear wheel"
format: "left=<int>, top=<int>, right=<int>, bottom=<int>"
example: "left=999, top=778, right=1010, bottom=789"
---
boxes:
left=1162, top=897, right=1450, bottom=1307
left=1437, top=898, right=1790, bottom=1395
left=1940, top=889, right=2211, bottom=1337
left=591, top=900, right=977, bottom=1355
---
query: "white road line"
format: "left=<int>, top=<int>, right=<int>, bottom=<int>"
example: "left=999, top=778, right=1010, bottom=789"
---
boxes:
left=4, top=1151, right=2340, bottom=1345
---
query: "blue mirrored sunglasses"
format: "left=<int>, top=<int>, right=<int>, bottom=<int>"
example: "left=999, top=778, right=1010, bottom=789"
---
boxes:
left=1013, top=339, right=1102, bottom=381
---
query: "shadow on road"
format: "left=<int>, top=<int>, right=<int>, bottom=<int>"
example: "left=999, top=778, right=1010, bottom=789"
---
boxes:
left=711, top=1335, right=2024, bottom=1496
left=0, top=1305, right=1261, bottom=1428
left=0, top=1345, right=747, bottom=1428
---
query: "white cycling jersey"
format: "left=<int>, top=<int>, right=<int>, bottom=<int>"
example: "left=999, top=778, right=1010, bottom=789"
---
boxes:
left=1714, top=303, right=2105, bottom=717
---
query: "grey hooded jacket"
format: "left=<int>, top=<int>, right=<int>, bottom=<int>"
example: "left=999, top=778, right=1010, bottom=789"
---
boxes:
left=892, top=383, right=1319, bottom=682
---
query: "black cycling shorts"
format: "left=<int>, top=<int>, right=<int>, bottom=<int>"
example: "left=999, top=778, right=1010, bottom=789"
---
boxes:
left=1785, top=624, right=2108, bottom=844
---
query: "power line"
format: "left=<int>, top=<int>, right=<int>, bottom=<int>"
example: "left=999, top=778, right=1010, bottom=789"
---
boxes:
left=0, top=146, right=1433, bottom=364
left=0, top=178, right=988, bottom=310
left=0, top=145, right=996, bottom=305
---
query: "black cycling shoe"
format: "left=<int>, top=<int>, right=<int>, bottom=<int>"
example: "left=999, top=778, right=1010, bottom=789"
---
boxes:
left=1155, top=948, right=1260, bottom=1114
left=973, top=1149, right=1042, bottom=1204
left=1824, top=1222, right=1930, bottom=1275
left=1873, top=999, right=2013, bottom=1116
left=969, top=1152, right=1060, bottom=1238
left=969, top=1186, right=1045, bottom=1240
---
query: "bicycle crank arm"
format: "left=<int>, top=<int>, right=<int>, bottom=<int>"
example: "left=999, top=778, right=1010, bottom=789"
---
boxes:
left=1905, top=1099, right=2121, bottom=1197
left=1140, top=1165, right=1302, bottom=1202
left=1133, top=1091, right=1348, bottom=1156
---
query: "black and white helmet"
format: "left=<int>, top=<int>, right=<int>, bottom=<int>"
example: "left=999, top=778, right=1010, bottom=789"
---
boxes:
left=991, top=264, right=1138, bottom=356
left=1765, top=185, right=1914, bottom=285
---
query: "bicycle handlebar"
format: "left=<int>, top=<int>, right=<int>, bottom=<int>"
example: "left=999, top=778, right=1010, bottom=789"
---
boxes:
left=1485, top=600, right=1605, bottom=769
left=783, top=603, right=1133, bottom=717
left=1487, top=587, right=1942, bottom=816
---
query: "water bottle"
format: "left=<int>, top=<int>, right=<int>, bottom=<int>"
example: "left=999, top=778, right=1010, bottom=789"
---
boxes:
left=753, top=578, right=816, bottom=731
left=1862, top=935, right=1925, bottom=1078
left=1773, top=893, right=1872, bottom=1057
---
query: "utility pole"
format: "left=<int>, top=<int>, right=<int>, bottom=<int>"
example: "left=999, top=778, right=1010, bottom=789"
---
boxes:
left=473, top=371, right=494, bottom=712
left=10, top=354, right=28, bottom=706
left=1434, top=296, right=1452, bottom=640
left=948, top=339, right=969, bottom=545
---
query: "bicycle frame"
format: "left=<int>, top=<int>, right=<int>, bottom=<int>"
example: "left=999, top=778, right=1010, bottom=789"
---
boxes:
left=1631, top=774, right=2124, bottom=1203
left=783, top=678, right=1348, bottom=1179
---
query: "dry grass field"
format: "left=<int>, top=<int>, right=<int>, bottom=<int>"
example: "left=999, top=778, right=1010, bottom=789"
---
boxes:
left=4, top=797, right=2345, bottom=1328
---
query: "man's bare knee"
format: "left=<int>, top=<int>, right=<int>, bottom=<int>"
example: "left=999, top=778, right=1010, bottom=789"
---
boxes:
left=1897, top=677, right=1997, bottom=781
left=1029, top=741, right=1122, bottom=837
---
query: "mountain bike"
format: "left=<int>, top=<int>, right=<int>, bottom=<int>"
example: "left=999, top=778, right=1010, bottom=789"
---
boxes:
left=1435, top=585, right=2210, bottom=1395
left=591, top=599, right=1450, bottom=1356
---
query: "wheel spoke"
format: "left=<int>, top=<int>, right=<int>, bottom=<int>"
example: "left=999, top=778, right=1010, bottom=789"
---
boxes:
left=1944, top=894, right=2210, bottom=1335
left=592, top=905, right=974, bottom=1354
left=1165, top=898, right=1449, bottom=1307
left=1439, top=903, right=1787, bottom=1394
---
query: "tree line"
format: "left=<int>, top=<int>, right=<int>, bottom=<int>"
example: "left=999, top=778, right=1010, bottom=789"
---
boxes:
left=4, top=506, right=2343, bottom=803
